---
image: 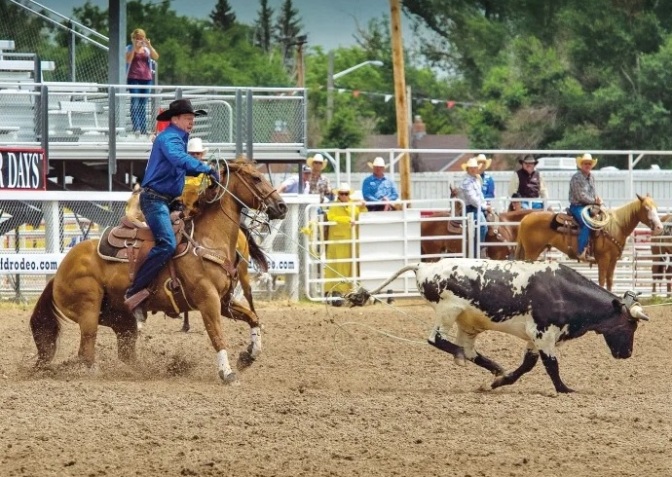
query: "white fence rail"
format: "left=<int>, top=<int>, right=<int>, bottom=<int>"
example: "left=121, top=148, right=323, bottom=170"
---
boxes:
left=1, top=193, right=671, bottom=302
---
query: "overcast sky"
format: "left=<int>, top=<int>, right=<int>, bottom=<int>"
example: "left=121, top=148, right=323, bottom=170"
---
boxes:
left=43, top=0, right=403, bottom=51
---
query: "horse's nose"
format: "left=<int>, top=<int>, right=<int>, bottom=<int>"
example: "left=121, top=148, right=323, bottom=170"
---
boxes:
left=271, top=201, right=288, bottom=219
left=652, top=223, right=664, bottom=236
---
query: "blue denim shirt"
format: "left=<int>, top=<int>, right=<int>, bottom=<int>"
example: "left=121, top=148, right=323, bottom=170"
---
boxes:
left=480, top=173, right=495, bottom=199
left=141, top=124, right=212, bottom=199
left=362, top=174, right=399, bottom=203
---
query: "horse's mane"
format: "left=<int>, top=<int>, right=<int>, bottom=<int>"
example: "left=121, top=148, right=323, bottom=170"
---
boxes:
left=604, top=196, right=647, bottom=234
left=241, top=224, right=269, bottom=272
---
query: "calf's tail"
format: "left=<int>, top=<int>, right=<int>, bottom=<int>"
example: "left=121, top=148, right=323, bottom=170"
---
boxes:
left=29, top=278, right=60, bottom=367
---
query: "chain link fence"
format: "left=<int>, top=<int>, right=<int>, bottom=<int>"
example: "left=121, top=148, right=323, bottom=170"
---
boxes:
left=1, top=2, right=109, bottom=84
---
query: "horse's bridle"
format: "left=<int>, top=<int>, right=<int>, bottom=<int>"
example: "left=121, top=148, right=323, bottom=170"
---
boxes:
left=205, top=162, right=274, bottom=230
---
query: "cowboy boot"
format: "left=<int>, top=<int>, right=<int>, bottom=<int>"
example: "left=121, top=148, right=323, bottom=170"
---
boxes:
left=124, top=288, right=150, bottom=323
left=577, top=250, right=595, bottom=263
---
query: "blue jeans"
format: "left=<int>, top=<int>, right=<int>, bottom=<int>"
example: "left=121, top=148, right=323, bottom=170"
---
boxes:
left=128, top=78, right=151, bottom=134
left=569, top=204, right=590, bottom=254
left=466, top=205, right=487, bottom=256
left=127, top=192, right=176, bottom=295
left=521, top=200, right=544, bottom=210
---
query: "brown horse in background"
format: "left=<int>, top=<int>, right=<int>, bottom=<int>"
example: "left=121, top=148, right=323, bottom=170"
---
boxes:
left=420, top=186, right=522, bottom=261
left=651, top=214, right=672, bottom=296
left=30, top=159, right=287, bottom=383
left=515, top=195, right=663, bottom=290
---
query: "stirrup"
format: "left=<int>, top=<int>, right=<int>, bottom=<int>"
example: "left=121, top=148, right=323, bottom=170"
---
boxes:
left=124, top=289, right=150, bottom=322
left=577, top=250, right=595, bottom=263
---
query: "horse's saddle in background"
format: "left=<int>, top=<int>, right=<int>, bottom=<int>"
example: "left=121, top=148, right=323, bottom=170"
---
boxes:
left=97, top=212, right=192, bottom=277
left=446, top=219, right=463, bottom=234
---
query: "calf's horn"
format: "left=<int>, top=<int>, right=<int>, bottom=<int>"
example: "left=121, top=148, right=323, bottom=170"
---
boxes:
left=629, top=303, right=649, bottom=321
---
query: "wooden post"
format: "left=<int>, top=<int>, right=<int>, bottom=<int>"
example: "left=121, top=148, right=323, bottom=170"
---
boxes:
left=389, top=0, right=411, bottom=200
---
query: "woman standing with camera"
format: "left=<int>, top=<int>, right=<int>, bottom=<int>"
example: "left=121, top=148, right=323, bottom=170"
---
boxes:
left=125, top=28, right=159, bottom=137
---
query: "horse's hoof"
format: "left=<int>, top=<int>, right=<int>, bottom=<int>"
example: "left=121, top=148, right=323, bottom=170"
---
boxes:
left=237, top=350, right=256, bottom=370
left=218, top=370, right=238, bottom=384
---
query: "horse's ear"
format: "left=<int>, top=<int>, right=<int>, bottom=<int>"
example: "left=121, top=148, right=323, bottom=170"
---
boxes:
left=636, top=193, right=643, bottom=201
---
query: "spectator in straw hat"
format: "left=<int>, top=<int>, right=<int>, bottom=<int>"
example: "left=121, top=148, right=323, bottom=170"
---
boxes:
left=124, top=99, right=218, bottom=322
left=306, top=153, right=333, bottom=202
left=472, top=154, right=495, bottom=200
left=569, top=153, right=602, bottom=262
left=508, top=155, right=548, bottom=210
left=324, top=182, right=367, bottom=304
left=278, top=165, right=312, bottom=194
left=459, top=156, right=490, bottom=256
left=362, top=156, right=399, bottom=211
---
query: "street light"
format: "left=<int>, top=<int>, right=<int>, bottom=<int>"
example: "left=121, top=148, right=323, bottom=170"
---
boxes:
left=327, top=52, right=384, bottom=123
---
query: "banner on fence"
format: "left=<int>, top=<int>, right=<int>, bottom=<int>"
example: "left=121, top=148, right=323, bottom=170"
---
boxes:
left=0, top=254, right=61, bottom=274
left=0, top=252, right=299, bottom=276
left=0, top=147, right=46, bottom=190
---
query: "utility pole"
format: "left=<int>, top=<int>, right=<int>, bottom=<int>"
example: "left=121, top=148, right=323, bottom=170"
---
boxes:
left=389, top=0, right=411, bottom=201
left=294, top=35, right=308, bottom=87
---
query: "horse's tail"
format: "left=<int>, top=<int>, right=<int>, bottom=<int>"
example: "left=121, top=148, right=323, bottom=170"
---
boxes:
left=242, top=225, right=269, bottom=272
left=29, top=278, right=60, bottom=367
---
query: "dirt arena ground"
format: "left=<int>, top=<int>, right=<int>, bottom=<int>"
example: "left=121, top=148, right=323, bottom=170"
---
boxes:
left=0, top=298, right=671, bottom=477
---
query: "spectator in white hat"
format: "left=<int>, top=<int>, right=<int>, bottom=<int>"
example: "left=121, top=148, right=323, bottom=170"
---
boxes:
left=306, top=153, right=333, bottom=202
left=461, top=153, right=495, bottom=200
left=459, top=156, right=490, bottom=256
left=362, top=156, right=399, bottom=211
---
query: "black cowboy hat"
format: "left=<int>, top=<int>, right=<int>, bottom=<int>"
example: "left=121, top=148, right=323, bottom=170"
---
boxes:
left=156, top=99, right=207, bottom=121
left=518, top=155, right=538, bottom=165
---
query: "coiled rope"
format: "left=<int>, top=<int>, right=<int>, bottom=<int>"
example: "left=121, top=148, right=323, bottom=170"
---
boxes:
left=581, top=205, right=611, bottom=230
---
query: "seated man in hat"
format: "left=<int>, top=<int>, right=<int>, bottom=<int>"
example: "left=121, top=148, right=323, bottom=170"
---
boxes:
left=278, top=165, right=311, bottom=194
left=362, top=156, right=399, bottom=211
left=124, top=99, right=219, bottom=322
left=508, top=155, right=548, bottom=210
left=569, top=153, right=602, bottom=262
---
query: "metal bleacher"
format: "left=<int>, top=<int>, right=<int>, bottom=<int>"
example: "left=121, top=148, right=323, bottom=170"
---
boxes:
left=0, top=38, right=308, bottom=191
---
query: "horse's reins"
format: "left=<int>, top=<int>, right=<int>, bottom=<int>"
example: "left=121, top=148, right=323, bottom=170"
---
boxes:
left=180, top=162, right=274, bottom=278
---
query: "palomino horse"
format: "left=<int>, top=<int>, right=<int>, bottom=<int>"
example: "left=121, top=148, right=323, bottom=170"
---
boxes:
left=651, top=214, right=672, bottom=295
left=515, top=195, right=663, bottom=290
left=29, top=159, right=287, bottom=383
left=125, top=184, right=269, bottom=332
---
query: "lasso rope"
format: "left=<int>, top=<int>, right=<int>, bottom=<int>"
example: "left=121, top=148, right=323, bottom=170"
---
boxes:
left=581, top=205, right=611, bottom=230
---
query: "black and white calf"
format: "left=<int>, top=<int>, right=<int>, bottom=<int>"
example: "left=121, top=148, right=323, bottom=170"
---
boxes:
left=346, top=259, right=649, bottom=393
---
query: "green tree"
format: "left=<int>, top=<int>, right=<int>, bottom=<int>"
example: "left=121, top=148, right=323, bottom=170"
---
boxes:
left=275, top=0, right=303, bottom=64
left=253, top=0, right=274, bottom=53
left=210, top=0, right=237, bottom=31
